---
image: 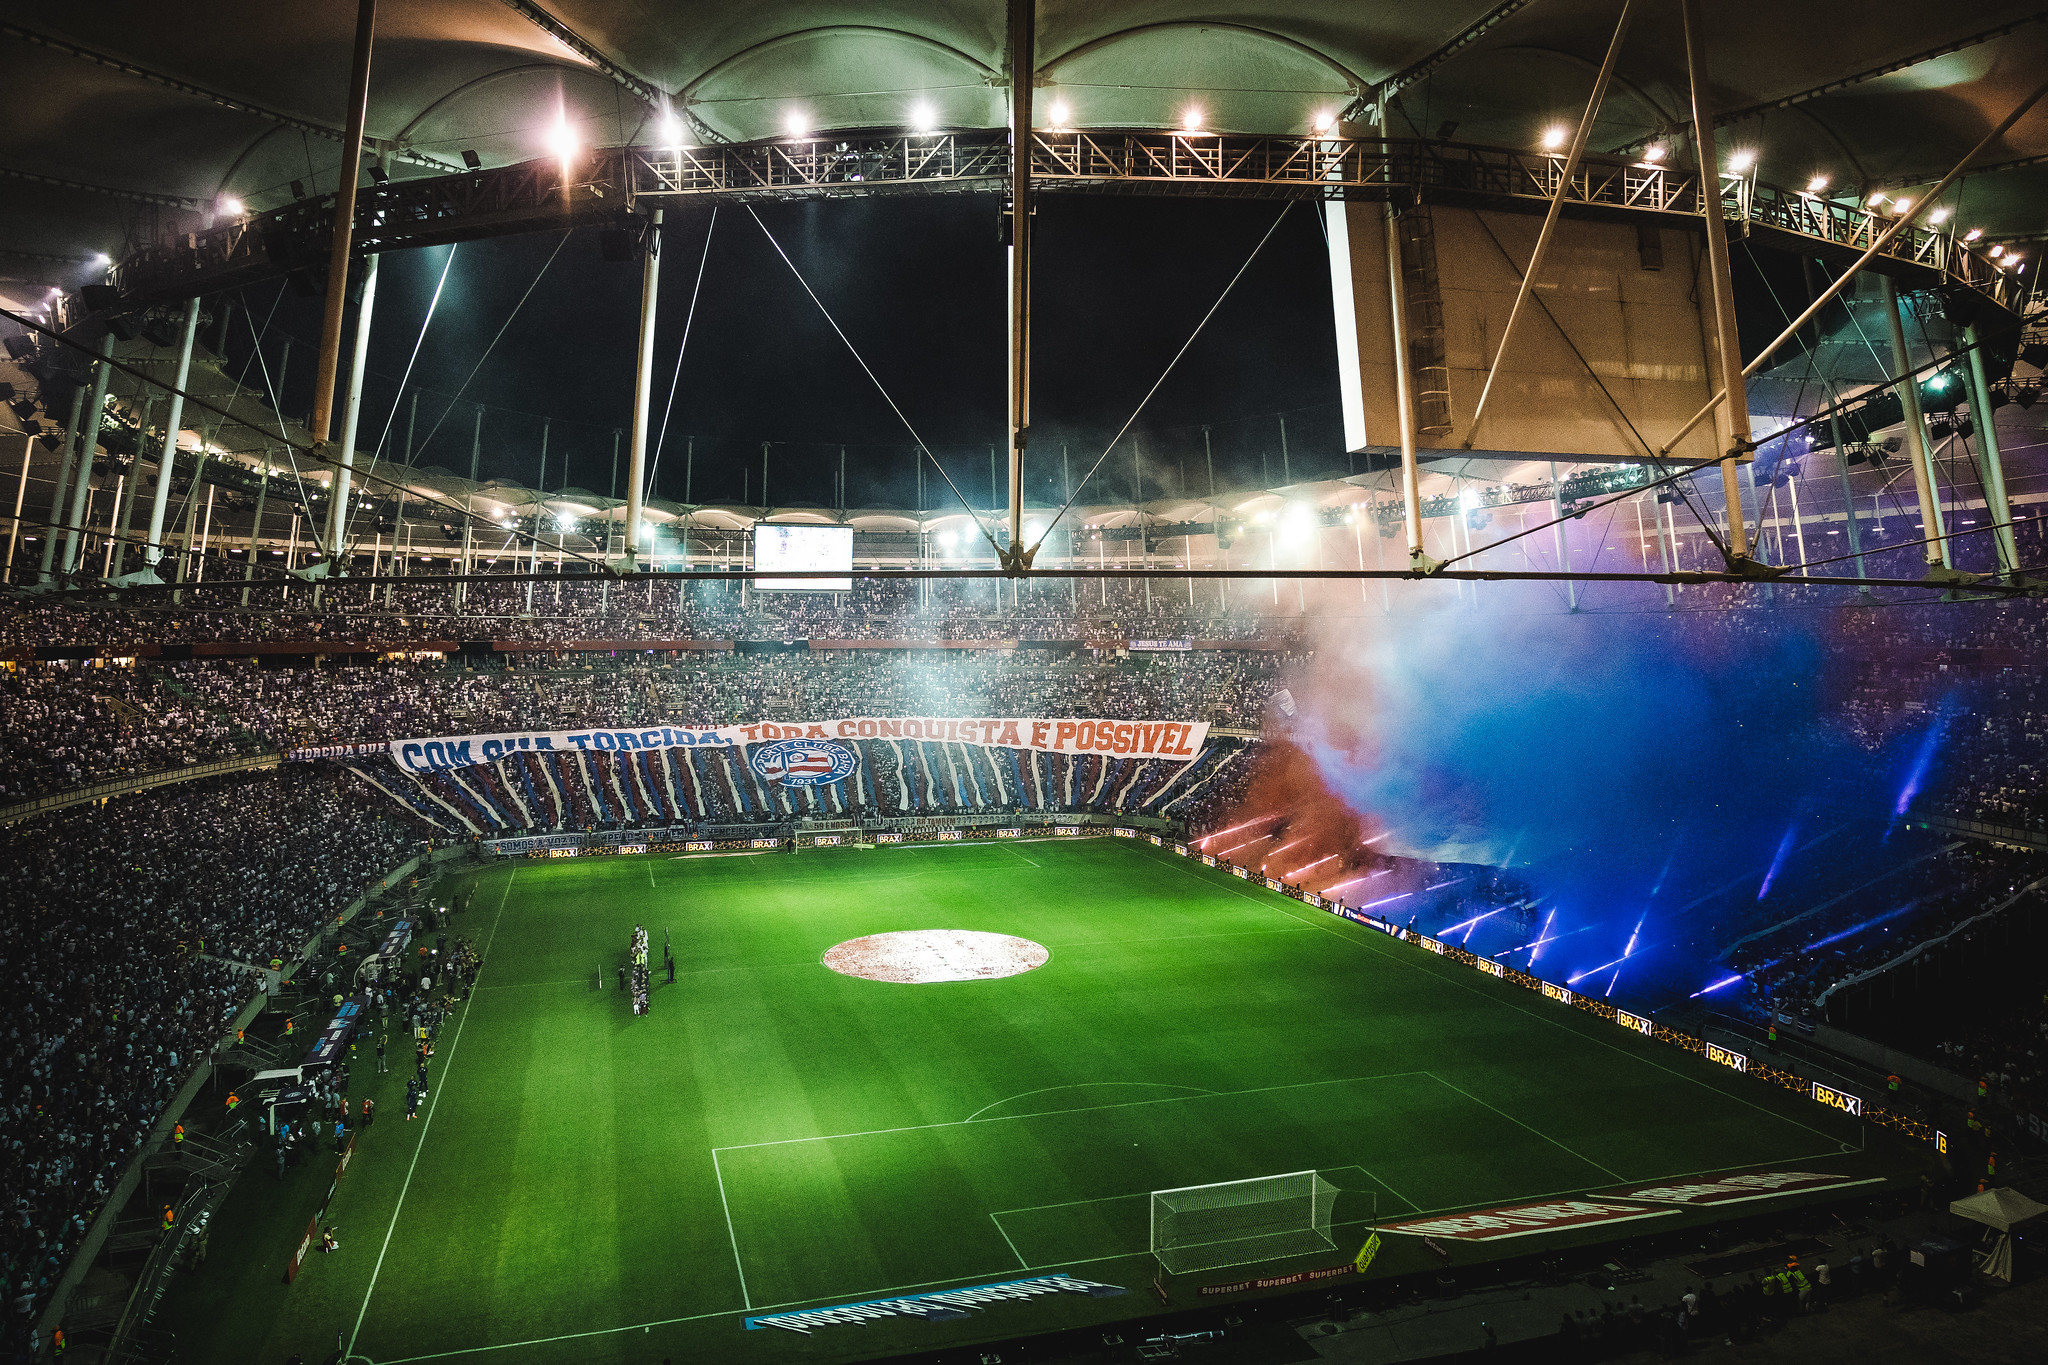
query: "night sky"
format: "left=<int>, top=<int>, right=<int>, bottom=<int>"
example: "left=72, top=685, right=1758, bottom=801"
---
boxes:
left=217, top=193, right=1348, bottom=512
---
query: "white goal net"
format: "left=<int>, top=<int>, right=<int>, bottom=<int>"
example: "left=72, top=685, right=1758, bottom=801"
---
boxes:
left=1149, top=1170, right=1340, bottom=1274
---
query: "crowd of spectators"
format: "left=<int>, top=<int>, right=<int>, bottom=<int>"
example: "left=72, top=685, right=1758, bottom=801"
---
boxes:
left=1720, top=842, right=2043, bottom=1021
left=0, top=649, right=1287, bottom=798
left=0, top=575, right=1288, bottom=653
left=1, top=768, right=427, bottom=1336
left=0, top=662, right=263, bottom=800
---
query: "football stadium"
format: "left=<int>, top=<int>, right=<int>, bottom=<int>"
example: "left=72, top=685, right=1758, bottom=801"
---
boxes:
left=3, top=4, right=2048, bottom=1365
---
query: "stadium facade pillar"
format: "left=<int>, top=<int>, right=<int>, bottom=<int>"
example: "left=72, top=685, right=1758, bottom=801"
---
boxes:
left=1381, top=191, right=1424, bottom=564
left=327, top=246, right=381, bottom=564
left=108, top=395, right=150, bottom=576
left=1881, top=277, right=1949, bottom=569
left=309, top=0, right=376, bottom=445
left=625, top=210, right=663, bottom=571
left=240, top=470, right=268, bottom=607
left=60, top=334, right=114, bottom=576
left=37, top=383, right=85, bottom=580
left=1550, top=462, right=1576, bottom=611
left=1962, top=323, right=2020, bottom=576
left=1680, top=0, right=1753, bottom=566
left=1004, top=0, right=1034, bottom=567
left=3, top=432, right=31, bottom=584
left=143, top=297, right=202, bottom=572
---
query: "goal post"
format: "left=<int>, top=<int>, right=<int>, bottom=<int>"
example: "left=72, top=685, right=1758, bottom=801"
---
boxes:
left=1149, top=1170, right=1340, bottom=1275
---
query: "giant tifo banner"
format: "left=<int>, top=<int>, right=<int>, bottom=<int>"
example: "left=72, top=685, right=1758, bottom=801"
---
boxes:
left=390, top=717, right=1209, bottom=775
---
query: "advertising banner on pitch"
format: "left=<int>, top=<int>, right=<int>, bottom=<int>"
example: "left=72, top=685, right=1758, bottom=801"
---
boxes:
left=391, top=716, right=1208, bottom=774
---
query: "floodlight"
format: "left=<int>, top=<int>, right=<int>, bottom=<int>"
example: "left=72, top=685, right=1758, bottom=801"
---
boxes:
left=1727, top=149, right=1756, bottom=174
left=1642, top=143, right=1667, bottom=163
left=366, top=164, right=388, bottom=183
left=1311, top=110, right=1336, bottom=134
left=1990, top=244, right=2004, bottom=259
left=938, top=528, right=958, bottom=549
left=909, top=101, right=938, bottom=133
left=659, top=113, right=686, bottom=149
left=461, top=149, right=482, bottom=171
left=1047, top=98, right=1071, bottom=127
left=1540, top=125, right=1568, bottom=151
left=1866, top=191, right=1888, bottom=207
left=546, top=116, right=577, bottom=165
left=1929, top=206, right=1950, bottom=225
left=1805, top=174, right=1828, bottom=195
left=89, top=252, right=110, bottom=268
left=289, top=179, right=306, bottom=200
left=785, top=110, right=810, bottom=138
left=1891, top=198, right=1912, bottom=215
left=1964, top=228, right=1984, bottom=242
left=1180, top=107, right=1205, bottom=133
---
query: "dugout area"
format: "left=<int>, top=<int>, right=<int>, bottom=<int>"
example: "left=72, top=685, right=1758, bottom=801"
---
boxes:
left=156, top=838, right=1931, bottom=1364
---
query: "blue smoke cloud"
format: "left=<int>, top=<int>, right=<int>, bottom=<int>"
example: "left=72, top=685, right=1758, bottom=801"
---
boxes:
left=1288, top=600, right=1928, bottom=1001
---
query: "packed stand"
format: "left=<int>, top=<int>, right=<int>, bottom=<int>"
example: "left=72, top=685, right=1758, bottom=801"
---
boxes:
left=0, top=767, right=429, bottom=1336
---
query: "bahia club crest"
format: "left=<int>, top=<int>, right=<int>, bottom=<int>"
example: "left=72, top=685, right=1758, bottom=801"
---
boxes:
left=751, top=738, right=858, bottom=788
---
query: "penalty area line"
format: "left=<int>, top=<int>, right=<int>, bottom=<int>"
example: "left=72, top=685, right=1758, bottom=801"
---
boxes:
left=346, top=868, right=517, bottom=1359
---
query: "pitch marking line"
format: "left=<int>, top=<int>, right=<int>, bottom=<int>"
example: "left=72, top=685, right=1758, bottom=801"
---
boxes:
left=360, top=1150, right=1873, bottom=1365
left=964, top=1081, right=1220, bottom=1123
left=347, top=867, right=518, bottom=1359
left=1127, top=841, right=1849, bottom=1148
left=714, top=1070, right=1431, bottom=1153
left=991, top=1214, right=1029, bottom=1269
left=1422, top=1071, right=1623, bottom=1181
left=710, top=1148, right=753, bottom=1308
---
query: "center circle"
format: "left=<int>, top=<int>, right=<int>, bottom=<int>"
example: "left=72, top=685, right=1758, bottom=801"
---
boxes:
left=822, top=930, right=1050, bottom=984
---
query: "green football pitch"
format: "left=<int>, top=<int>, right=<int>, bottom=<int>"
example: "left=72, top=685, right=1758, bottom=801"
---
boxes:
left=161, top=837, right=1914, bottom=1365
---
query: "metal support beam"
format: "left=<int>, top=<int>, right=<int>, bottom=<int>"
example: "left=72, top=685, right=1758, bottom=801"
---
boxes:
left=327, top=247, right=380, bottom=561
left=38, top=383, right=85, bottom=579
left=1002, top=0, right=1035, bottom=572
left=1467, top=0, right=1633, bottom=446
left=1374, top=1, right=1537, bottom=105
left=1882, top=277, right=1948, bottom=570
left=309, top=0, right=376, bottom=446
left=1379, top=110, right=1430, bottom=570
left=61, top=334, right=113, bottom=575
left=1963, top=322, right=2021, bottom=576
left=0, top=20, right=449, bottom=172
left=142, top=297, right=201, bottom=571
left=1663, top=75, right=2048, bottom=456
left=625, top=211, right=662, bottom=570
left=1680, top=0, right=1755, bottom=567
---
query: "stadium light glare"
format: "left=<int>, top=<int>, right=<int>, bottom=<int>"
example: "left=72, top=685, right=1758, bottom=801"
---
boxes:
left=1047, top=98, right=1071, bottom=128
left=1866, top=190, right=1888, bottom=207
left=1929, top=205, right=1950, bottom=225
left=785, top=110, right=810, bottom=138
left=89, top=252, right=110, bottom=268
left=1180, top=106, right=1205, bottom=134
left=909, top=101, right=938, bottom=134
left=1311, top=110, right=1336, bottom=134
left=1891, top=197, right=1912, bottom=216
left=220, top=196, right=245, bottom=216
left=1726, top=148, right=1756, bottom=174
left=546, top=115, right=577, bottom=164
left=659, top=113, right=686, bottom=150
left=1964, top=227, right=1984, bottom=242
left=1539, top=125, right=1567, bottom=151
left=1804, top=174, right=1828, bottom=195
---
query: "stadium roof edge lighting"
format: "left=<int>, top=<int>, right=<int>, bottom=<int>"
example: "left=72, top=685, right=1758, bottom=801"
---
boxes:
left=1, top=2, right=2044, bottom=276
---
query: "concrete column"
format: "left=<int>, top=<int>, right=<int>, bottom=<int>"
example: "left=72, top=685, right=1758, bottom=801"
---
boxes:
left=1963, top=322, right=2020, bottom=575
left=38, top=384, right=86, bottom=579
left=1881, top=277, right=1948, bottom=569
left=60, top=335, right=115, bottom=574
left=625, top=210, right=662, bottom=570
left=145, top=297, right=202, bottom=570
left=327, top=249, right=380, bottom=562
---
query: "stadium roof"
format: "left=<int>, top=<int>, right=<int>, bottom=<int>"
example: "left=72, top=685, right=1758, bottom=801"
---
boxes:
left=3, top=2, right=2046, bottom=293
